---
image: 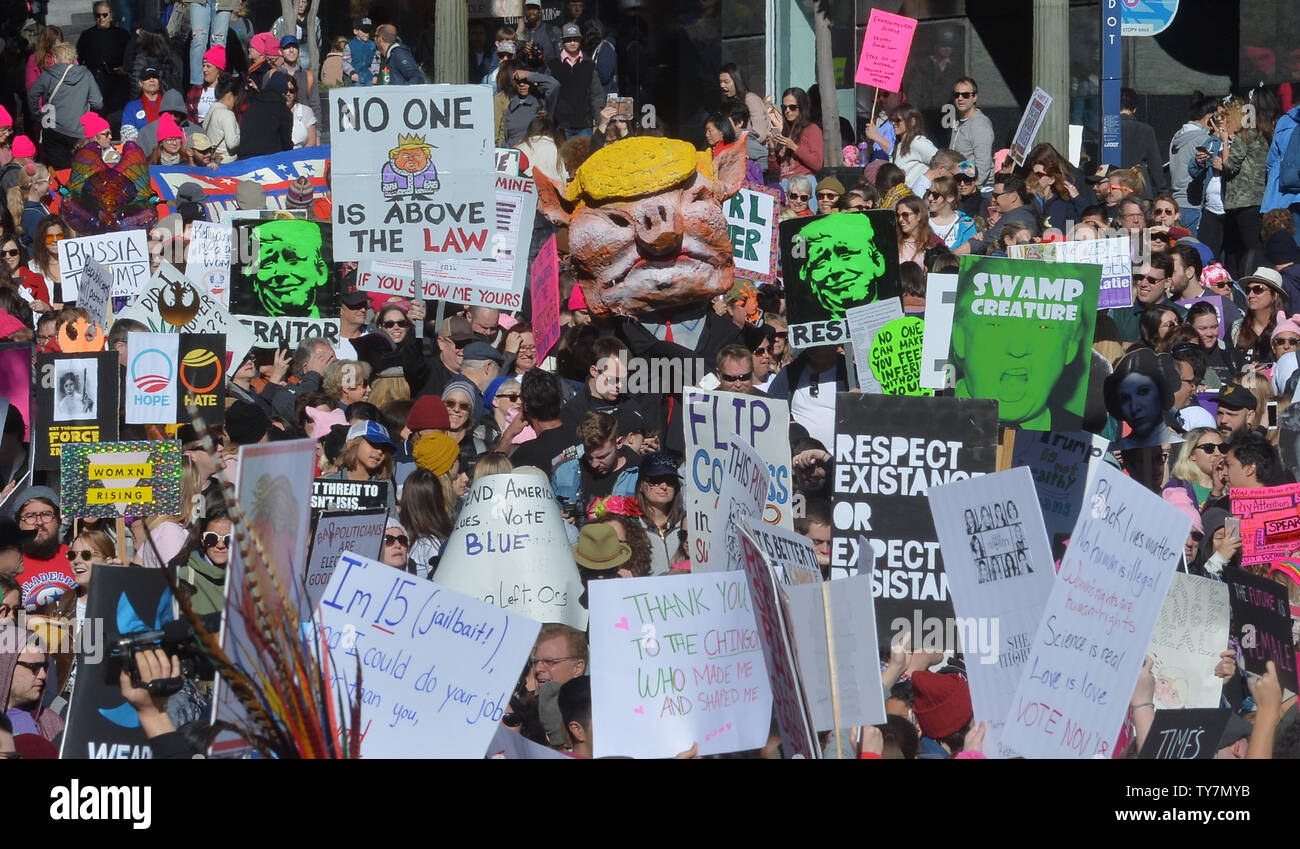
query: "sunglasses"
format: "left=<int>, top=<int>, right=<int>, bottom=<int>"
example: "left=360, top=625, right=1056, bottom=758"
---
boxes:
left=496, top=392, right=521, bottom=402
left=1, top=248, right=19, bottom=257
left=96, top=11, right=110, bottom=17
left=44, top=233, right=64, bottom=245
left=66, top=549, right=99, bottom=562
left=203, top=532, right=231, bottom=548
left=1275, top=336, right=1300, bottom=348
left=1248, top=284, right=1272, bottom=295
left=787, top=193, right=809, bottom=201
left=954, top=175, right=975, bottom=183
left=446, top=400, right=472, bottom=411
left=1196, top=443, right=1228, bottom=455
left=1142, top=275, right=1165, bottom=285
left=14, top=660, right=45, bottom=674
left=816, top=192, right=839, bottom=200
left=449, top=338, right=471, bottom=349
left=952, top=90, right=975, bottom=99
left=381, top=320, right=411, bottom=329
left=775, top=332, right=788, bottom=339
left=782, top=104, right=798, bottom=112
left=720, top=370, right=753, bottom=382
left=384, top=534, right=409, bottom=547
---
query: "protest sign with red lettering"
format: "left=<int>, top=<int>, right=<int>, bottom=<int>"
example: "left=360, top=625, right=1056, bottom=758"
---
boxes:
left=1231, top=483, right=1300, bottom=568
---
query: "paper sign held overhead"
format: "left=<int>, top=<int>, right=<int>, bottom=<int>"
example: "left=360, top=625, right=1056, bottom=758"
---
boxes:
left=1147, top=573, right=1230, bottom=709
left=700, top=436, right=770, bottom=574
left=1010, top=87, right=1054, bottom=166
left=58, top=230, right=150, bottom=301
left=530, top=234, right=561, bottom=362
left=854, top=9, right=918, bottom=93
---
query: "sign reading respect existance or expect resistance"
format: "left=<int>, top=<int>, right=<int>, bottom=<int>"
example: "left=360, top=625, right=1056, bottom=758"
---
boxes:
left=330, top=86, right=497, bottom=262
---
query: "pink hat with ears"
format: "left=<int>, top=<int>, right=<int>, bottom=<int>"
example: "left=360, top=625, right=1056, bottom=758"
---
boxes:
left=11, top=135, right=35, bottom=158
left=1271, top=311, right=1300, bottom=343
left=80, top=112, right=110, bottom=139
left=156, top=113, right=184, bottom=141
left=304, top=406, right=348, bottom=440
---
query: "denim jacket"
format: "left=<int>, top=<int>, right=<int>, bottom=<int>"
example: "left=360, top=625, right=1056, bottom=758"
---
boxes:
left=1186, top=136, right=1224, bottom=209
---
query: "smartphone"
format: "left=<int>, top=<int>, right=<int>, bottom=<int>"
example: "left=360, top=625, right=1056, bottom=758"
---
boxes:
left=616, top=97, right=634, bottom=120
left=1224, top=516, right=1241, bottom=539
left=1268, top=400, right=1279, bottom=428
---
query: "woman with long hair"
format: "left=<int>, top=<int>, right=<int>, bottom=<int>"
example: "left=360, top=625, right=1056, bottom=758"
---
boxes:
left=29, top=215, right=73, bottom=307
left=183, top=512, right=233, bottom=616
left=765, top=315, right=791, bottom=367
left=1025, top=142, right=1088, bottom=231
left=703, top=111, right=738, bottom=160
left=864, top=103, right=937, bottom=190
left=400, top=466, right=456, bottom=579
left=147, top=115, right=192, bottom=165
left=49, top=527, right=118, bottom=698
left=765, top=86, right=823, bottom=190
left=1164, top=427, right=1226, bottom=513
left=1135, top=303, right=1182, bottom=354
left=896, top=195, right=939, bottom=268
left=1186, top=300, right=1244, bottom=382
left=129, top=29, right=183, bottom=98
left=516, top=114, right=568, bottom=183
left=9, top=164, right=51, bottom=253
left=1103, top=166, right=1145, bottom=216
left=718, top=62, right=768, bottom=145
left=635, top=452, right=687, bottom=575
left=25, top=26, right=63, bottom=91
left=595, top=514, right=653, bottom=578
left=925, top=176, right=977, bottom=249
left=1221, top=90, right=1279, bottom=278
left=322, top=421, right=398, bottom=514
left=286, top=76, right=319, bottom=148
left=1233, top=269, right=1288, bottom=365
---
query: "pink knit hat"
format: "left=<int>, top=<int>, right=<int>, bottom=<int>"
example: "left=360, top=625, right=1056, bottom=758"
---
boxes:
left=11, top=135, right=35, bottom=158
left=80, top=112, right=110, bottom=139
left=202, top=45, right=227, bottom=71
left=567, top=285, right=587, bottom=311
left=1271, top=311, right=1300, bottom=343
left=304, top=406, right=348, bottom=440
left=0, top=105, right=11, bottom=127
left=1202, top=263, right=1232, bottom=290
left=251, top=32, right=281, bottom=58
left=157, top=113, right=184, bottom=142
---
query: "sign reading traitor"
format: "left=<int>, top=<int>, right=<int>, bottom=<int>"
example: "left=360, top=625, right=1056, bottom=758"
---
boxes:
left=949, top=256, right=1099, bottom=431
left=330, top=86, right=497, bottom=262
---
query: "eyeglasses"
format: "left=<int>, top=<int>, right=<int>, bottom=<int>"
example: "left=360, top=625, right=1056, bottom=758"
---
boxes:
left=754, top=345, right=771, bottom=355
left=816, top=192, right=839, bottom=200
left=1, top=248, right=19, bottom=257
left=782, top=104, right=798, bottom=112
left=1196, top=443, right=1229, bottom=455
left=787, top=193, right=809, bottom=201
left=720, top=370, right=753, bottom=382
left=202, top=532, right=231, bottom=548
left=44, top=233, right=64, bottom=245
left=889, top=117, right=904, bottom=125
left=529, top=656, right=578, bottom=669
left=496, top=392, right=521, bottom=402
left=446, top=400, right=472, bottom=411
left=66, top=549, right=98, bottom=562
left=384, top=534, right=409, bottom=547
left=18, top=510, right=55, bottom=525
left=952, top=90, right=975, bottom=99
left=14, top=659, right=46, bottom=674
left=1274, top=336, right=1300, bottom=348
left=381, top=320, right=411, bottom=329
left=1142, top=275, right=1165, bottom=285
left=1248, top=284, right=1271, bottom=295
left=95, top=12, right=110, bottom=18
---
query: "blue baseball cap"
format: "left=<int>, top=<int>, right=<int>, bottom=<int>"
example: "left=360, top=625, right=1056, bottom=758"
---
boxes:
left=280, top=34, right=299, bottom=50
left=346, top=420, right=396, bottom=450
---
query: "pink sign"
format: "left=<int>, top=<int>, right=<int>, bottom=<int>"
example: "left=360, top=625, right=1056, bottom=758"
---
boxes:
left=530, top=235, right=561, bottom=362
left=854, top=9, right=918, bottom=93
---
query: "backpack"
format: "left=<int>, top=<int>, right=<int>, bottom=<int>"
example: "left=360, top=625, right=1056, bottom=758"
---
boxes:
left=1280, top=108, right=1300, bottom=195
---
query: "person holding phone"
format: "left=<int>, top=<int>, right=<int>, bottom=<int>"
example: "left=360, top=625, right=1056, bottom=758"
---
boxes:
left=765, top=87, right=823, bottom=204
left=1191, top=508, right=1242, bottom=577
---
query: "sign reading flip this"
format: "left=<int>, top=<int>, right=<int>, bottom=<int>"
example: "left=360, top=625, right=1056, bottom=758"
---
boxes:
left=330, top=86, right=497, bottom=262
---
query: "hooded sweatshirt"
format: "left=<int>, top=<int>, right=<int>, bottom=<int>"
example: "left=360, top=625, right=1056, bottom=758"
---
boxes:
left=27, top=62, right=103, bottom=138
left=0, top=622, right=65, bottom=742
left=136, top=89, right=195, bottom=157
left=1169, top=121, right=1212, bottom=209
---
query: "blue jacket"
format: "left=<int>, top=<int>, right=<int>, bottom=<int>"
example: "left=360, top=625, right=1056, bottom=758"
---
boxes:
left=1263, top=106, right=1300, bottom=213
left=552, top=451, right=639, bottom=511
left=382, top=41, right=424, bottom=86
left=1187, top=135, right=1224, bottom=210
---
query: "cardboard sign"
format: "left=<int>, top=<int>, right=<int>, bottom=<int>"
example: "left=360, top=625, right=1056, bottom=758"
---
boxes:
left=211, top=439, right=316, bottom=757
left=1224, top=567, right=1298, bottom=694
left=78, top=258, right=113, bottom=327
left=928, top=467, right=1058, bottom=757
left=737, top=525, right=819, bottom=758
left=780, top=210, right=901, bottom=349
left=588, top=572, right=773, bottom=758
left=312, top=478, right=391, bottom=512
left=868, top=315, right=928, bottom=396
left=919, top=272, right=959, bottom=390
left=1009, top=86, right=1055, bottom=166
left=1230, top=483, right=1300, bottom=568
left=433, top=474, right=587, bottom=628
left=304, top=509, right=388, bottom=607
left=854, top=8, right=918, bottom=92
left=724, top=185, right=779, bottom=284
left=845, top=299, right=902, bottom=394
left=683, top=388, right=792, bottom=570
left=832, top=394, right=999, bottom=644
left=486, top=724, right=572, bottom=759
left=33, top=352, right=117, bottom=471
left=1009, top=236, right=1132, bottom=310
left=125, top=332, right=179, bottom=424
left=740, top=518, right=822, bottom=586
left=229, top=219, right=340, bottom=320
left=1001, top=463, right=1190, bottom=759
left=58, top=230, right=150, bottom=301
left=1137, top=708, right=1231, bottom=759
left=529, top=234, right=561, bottom=361
left=117, top=261, right=256, bottom=370
left=0, top=343, right=31, bottom=441
left=1012, top=431, right=1099, bottom=558
left=151, top=146, right=329, bottom=221
left=59, top=440, right=183, bottom=519
left=59, top=566, right=174, bottom=759
left=950, top=256, right=1100, bottom=432
left=702, top=437, right=770, bottom=575
left=186, top=220, right=233, bottom=306
left=318, top=552, right=541, bottom=757
left=1148, top=573, right=1231, bottom=709
left=238, top=316, right=341, bottom=350
left=330, top=86, right=497, bottom=262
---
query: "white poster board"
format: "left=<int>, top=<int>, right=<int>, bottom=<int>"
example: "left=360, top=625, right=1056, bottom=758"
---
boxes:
left=304, top=509, right=388, bottom=607
left=186, top=220, right=233, bottom=307
left=117, top=261, right=256, bottom=369
left=702, top=436, right=770, bottom=575
left=1147, top=572, right=1230, bottom=710
left=124, top=332, right=179, bottom=424
left=920, top=272, right=958, bottom=390
left=845, top=299, right=904, bottom=393
left=58, top=230, right=150, bottom=301
left=78, top=258, right=112, bottom=328
left=740, top=518, right=823, bottom=586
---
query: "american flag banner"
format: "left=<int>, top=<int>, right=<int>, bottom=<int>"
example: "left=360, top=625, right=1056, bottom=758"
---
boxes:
left=150, top=146, right=331, bottom=221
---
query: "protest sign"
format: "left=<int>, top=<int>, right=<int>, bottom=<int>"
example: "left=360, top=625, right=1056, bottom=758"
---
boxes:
left=151, top=146, right=329, bottom=220
left=175, top=334, right=226, bottom=424
left=1009, top=235, right=1132, bottom=310
left=355, top=171, right=538, bottom=311
left=59, top=566, right=174, bottom=759
left=1224, top=567, right=1298, bottom=694
left=588, top=571, right=773, bottom=758
left=304, top=509, right=388, bottom=607
left=530, top=234, right=561, bottom=361
left=868, top=315, right=928, bottom=396
left=211, top=439, right=316, bottom=756
left=845, top=299, right=901, bottom=393
left=741, top=517, right=822, bottom=586
left=832, top=394, right=999, bottom=644
left=702, top=436, right=770, bottom=575
left=33, top=353, right=117, bottom=471
left=737, top=525, right=818, bottom=758
left=78, top=258, right=113, bottom=327
left=724, top=185, right=779, bottom=284
left=318, top=552, right=541, bottom=757
left=117, top=261, right=256, bottom=369
left=1230, top=483, right=1300, bottom=569
left=125, top=332, right=179, bottom=424
left=780, top=210, right=900, bottom=349
left=1012, top=430, right=1097, bottom=558
left=854, top=8, right=917, bottom=92
left=186, top=220, right=233, bottom=306
left=1010, top=87, right=1055, bottom=166
left=1148, top=573, right=1230, bottom=709
left=920, top=272, right=959, bottom=390
left=330, top=86, right=497, bottom=262
left=784, top=572, right=887, bottom=733
left=434, top=474, right=587, bottom=628
left=0, top=343, right=31, bottom=441
left=493, top=146, right=521, bottom=176
left=58, top=230, right=149, bottom=302
left=486, top=725, right=573, bottom=759
left=1001, top=463, right=1190, bottom=759
left=238, top=316, right=341, bottom=349
left=683, top=388, right=792, bottom=569
left=229, top=219, right=340, bottom=320
left=950, top=255, right=1100, bottom=431
left=928, top=467, right=1057, bottom=757
left=1137, top=709, right=1232, bottom=760
left=311, top=479, right=390, bottom=512
left=59, top=440, right=183, bottom=519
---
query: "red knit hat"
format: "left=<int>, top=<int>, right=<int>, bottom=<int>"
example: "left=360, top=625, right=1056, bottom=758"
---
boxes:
left=910, top=671, right=973, bottom=739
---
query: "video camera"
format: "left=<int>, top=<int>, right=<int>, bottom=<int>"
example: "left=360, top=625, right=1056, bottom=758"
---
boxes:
left=103, top=614, right=221, bottom=695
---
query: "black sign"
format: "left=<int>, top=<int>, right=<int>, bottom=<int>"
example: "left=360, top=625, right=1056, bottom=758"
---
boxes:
left=1137, top=708, right=1232, bottom=760
left=831, top=394, right=999, bottom=646
left=177, top=333, right=226, bottom=424
left=311, top=478, right=390, bottom=512
left=33, top=352, right=119, bottom=472
left=230, top=219, right=339, bottom=319
left=1225, top=567, right=1298, bottom=694
left=778, top=210, right=900, bottom=348
left=59, top=566, right=173, bottom=759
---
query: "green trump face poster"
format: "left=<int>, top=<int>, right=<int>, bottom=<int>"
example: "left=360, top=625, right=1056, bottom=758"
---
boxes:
left=948, top=256, right=1099, bottom=432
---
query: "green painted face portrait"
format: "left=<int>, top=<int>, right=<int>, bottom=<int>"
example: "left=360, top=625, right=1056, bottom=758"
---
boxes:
left=800, top=213, right=886, bottom=318
left=251, top=219, right=328, bottom=318
left=952, top=309, right=1079, bottom=429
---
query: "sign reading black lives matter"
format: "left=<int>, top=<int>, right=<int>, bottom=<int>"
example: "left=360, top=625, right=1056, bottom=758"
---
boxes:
left=330, top=85, right=497, bottom=262
left=33, top=352, right=118, bottom=472
left=311, top=478, right=390, bottom=512
left=832, top=394, right=999, bottom=646
left=229, top=219, right=342, bottom=349
left=779, top=210, right=900, bottom=349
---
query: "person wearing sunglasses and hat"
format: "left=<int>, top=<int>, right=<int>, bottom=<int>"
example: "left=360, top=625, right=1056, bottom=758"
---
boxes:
left=318, top=421, right=399, bottom=515
left=573, top=523, right=633, bottom=610
left=183, top=512, right=233, bottom=617
left=1232, top=266, right=1290, bottom=365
